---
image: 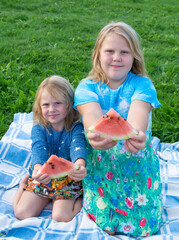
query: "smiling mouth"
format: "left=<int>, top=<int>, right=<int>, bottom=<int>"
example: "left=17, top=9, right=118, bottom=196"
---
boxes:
left=49, top=114, right=58, bottom=118
left=111, top=65, right=123, bottom=68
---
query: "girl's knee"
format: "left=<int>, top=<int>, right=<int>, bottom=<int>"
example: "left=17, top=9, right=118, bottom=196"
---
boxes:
left=14, top=207, right=32, bottom=220
left=14, top=201, right=42, bottom=220
left=52, top=198, right=82, bottom=222
left=52, top=212, right=73, bottom=222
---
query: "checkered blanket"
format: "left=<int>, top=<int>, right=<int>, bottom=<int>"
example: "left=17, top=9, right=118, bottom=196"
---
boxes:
left=0, top=112, right=179, bottom=240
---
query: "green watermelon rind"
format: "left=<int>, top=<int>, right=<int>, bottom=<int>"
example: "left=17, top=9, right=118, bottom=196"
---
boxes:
left=88, top=126, right=138, bottom=141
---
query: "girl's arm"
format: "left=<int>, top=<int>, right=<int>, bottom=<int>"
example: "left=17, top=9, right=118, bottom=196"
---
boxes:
left=77, top=102, right=117, bottom=150
left=77, top=100, right=152, bottom=152
left=124, top=100, right=152, bottom=153
left=77, top=102, right=103, bottom=129
left=127, top=100, right=152, bottom=132
left=30, top=125, right=51, bottom=184
left=31, top=125, right=49, bottom=168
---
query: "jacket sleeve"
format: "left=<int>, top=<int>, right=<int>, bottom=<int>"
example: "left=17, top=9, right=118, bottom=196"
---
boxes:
left=30, top=124, right=49, bottom=169
left=70, top=122, right=87, bottom=163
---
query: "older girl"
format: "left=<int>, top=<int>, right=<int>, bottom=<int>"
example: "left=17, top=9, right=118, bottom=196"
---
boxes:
left=74, top=22, right=162, bottom=237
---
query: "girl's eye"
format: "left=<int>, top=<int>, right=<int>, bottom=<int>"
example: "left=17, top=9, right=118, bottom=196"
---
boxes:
left=121, top=50, right=129, bottom=54
left=55, top=102, right=62, bottom=105
left=42, top=103, right=49, bottom=107
left=106, top=49, right=113, bottom=53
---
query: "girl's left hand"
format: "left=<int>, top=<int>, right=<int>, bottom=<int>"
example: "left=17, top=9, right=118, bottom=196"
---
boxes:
left=68, top=159, right=87, bottom=181
left=124, top=130, right=146, bottom=153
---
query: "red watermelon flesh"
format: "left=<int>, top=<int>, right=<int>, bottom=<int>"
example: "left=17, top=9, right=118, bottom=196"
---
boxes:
left=88, top=108, right=138, bottom=141
left=39, top=155, right=79, bottom=179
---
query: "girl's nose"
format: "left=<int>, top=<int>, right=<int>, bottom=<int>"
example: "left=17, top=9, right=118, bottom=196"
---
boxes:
left=113, top=52, right=121, bottom=61
left=49, top=104, right=55, bottom=111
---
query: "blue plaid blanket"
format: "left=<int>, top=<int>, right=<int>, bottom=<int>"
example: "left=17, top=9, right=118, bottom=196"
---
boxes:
left=0, top=112, right=179, bottom=240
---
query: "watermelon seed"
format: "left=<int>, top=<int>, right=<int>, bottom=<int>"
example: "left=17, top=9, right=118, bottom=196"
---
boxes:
left=51, top=164, right=55, bottom=169
left=103, top=114, right=109, bottom=119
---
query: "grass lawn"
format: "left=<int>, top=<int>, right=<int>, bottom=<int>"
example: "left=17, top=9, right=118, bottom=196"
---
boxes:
left=0, top=0, right=178, bottom=142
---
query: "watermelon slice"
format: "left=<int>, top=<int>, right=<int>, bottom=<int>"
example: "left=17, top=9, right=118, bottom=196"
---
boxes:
left=88, top=108, right=138, bottom=141
left=38, top=155, right=79, bottom=179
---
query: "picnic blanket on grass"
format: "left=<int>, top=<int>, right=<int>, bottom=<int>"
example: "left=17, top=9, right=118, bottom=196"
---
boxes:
left=0, top=112, right=179, bottom=240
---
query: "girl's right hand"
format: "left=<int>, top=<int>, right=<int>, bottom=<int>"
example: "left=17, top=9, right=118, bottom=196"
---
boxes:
left=32, top=164, right=51, bottom=184
left=87, top=131, right=117, bottom=150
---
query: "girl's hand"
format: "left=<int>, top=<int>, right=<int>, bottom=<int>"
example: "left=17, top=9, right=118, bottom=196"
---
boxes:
left=87, top=131, right=117, bottom=150
left=77, top=102, right=117, bottom=150
left=68, top=159, right=87, bottom=181
left=124, top=130, right=146, bottom=153
left=32, top=164, right=51, bottom=184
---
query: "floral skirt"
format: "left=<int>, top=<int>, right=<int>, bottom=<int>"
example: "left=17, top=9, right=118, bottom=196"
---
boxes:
left=25, top=175, right=83, bottom=200
left=83, top=139, right=162, bottom=237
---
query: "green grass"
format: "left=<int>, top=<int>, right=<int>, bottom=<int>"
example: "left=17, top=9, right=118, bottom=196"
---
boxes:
left=0, top=0, right=178, bottom=142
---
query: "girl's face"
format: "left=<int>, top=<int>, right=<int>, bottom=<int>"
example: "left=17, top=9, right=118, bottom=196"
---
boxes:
left=99, top=33, right=134, bottom=89
left=40, top=89, right=67, bottom=131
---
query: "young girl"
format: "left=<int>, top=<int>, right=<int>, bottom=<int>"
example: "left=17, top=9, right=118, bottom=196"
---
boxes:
left=74, top=22, right=162, bottom=237
left=13, top=75, right=87, bottom=222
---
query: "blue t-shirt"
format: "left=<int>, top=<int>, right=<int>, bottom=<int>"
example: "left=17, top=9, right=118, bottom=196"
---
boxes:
left=30, top=121, right=87, bottom=169
left=74, top=72, right=161, bottom=138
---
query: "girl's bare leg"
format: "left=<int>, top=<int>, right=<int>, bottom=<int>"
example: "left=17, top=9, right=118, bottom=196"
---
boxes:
left=13, top=173, right=29, bottom=210
left=52, top=197, right=82, bottom=222
left=14, top=190, right=50, bottom=220
left=73, top=196, right=83, bottom=214
left=13, top=174, right=50, bottom=220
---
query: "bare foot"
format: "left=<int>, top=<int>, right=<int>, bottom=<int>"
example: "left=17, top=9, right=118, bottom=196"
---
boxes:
left=19, top=173, right=29, bottom=188
left=104, top=229, right=115, bottom=235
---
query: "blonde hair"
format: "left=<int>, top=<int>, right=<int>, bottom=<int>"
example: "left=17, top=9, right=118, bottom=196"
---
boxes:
left=88, top=21, right=147, bottom=84
left=33, top=75, right=79, bottom=131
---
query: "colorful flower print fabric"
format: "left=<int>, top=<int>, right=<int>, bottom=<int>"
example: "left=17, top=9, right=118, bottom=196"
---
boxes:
left=83, top=139, right=162, bottom=237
